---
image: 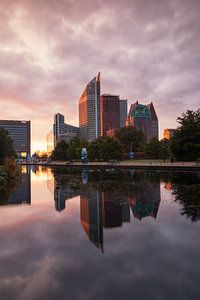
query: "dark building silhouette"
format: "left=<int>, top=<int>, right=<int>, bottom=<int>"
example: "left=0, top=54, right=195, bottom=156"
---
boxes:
left=119, top=99, right=128, bottom=128
left=79, top=73, right=101, bottom=141
left=127, top=101, right=158, bottom=142
left=0, top=120, right=31, bottom=158
left=100, top=94, right=120, bottom=137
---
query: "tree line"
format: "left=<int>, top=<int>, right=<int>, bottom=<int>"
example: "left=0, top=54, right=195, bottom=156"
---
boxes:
left=52, top=109, right=200, bottom=161
left=0, top=108, right=199, bottom=163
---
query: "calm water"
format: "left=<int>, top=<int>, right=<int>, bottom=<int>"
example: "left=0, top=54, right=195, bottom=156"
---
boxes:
left=0, top=166, right=200, bottom=300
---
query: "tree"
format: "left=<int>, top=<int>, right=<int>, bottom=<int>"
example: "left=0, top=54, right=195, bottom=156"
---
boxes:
left=145, top=138, right=162, bottom=159
left=0, top=128, right=16, bottom=164
left=171, top=109, right=200, bottom=161
left=145, top=138, right=170, bottom=160
left=51, top=140, right=69, bottom=161
left=89, top=137, right=123, bottom=161
left=116, top=126, right=145, bottom=154
left=68, top=137, right=89, bottom=160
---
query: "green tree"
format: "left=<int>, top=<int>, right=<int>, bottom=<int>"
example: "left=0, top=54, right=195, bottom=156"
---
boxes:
left=51, top=140, right=69, bottom=161
left=68, top=137, right=89, bottom=160
left=145, top=138, right=170, bottom=160
left=145, top=138, right=162, bottom=159
left=171, top=109, right=200, bottom=161
left=0, top=128, right=16, bottom=164
left=116, top=126, right=144, bottom=154
left=89, top=137, right=122, bottom=161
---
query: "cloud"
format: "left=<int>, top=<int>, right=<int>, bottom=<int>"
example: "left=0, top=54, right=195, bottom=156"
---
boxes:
left=0, top=0, right=200, bottom=150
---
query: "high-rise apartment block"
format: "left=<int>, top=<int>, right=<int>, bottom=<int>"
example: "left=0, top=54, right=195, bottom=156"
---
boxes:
left=127, top=101, right=158, bottom=142
left=52, top=113, right=79, bottom=148
left=100, top=94, right=120, bottom=137
left=119, top=99, right=127, bottom=128
left=79, top=73, right=101, bottom=141
left=0, top=120, right=31, bottom=157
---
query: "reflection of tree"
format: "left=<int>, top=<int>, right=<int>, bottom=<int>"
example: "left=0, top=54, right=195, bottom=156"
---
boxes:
left=0, top=171, right=31, bottom=206
left=0, top=180, right=16, bottom=203
left=172, top=184, right=200, bottom=222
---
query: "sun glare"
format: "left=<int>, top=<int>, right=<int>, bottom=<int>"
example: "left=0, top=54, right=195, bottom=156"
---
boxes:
left=32, top=141, right=47, bottom=154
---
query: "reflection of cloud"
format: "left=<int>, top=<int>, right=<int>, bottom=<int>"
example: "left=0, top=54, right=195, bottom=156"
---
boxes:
left=0, top=199, right=200, bottom=300
left=0, top=169, right=200, bottom=299
left=0, top=0, right=200, bottom=149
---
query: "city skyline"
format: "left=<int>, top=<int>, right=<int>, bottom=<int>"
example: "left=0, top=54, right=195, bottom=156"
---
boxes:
left=0, top=0, right=199, bottom=152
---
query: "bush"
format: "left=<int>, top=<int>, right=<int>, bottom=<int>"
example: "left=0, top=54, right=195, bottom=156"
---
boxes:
left=3, top=158, right=19, bottom=178
left=0, top=176, right=7, bottom=187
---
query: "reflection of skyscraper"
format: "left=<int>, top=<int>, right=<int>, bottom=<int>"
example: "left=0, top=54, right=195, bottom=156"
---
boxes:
left=54, top=179, right=80, bottom=212
left=0, top=168, right=31, bottom=206
left=102, top=192, right=123, bottom=228
left=80, top=187, right=103, bottom=252
left=102, top=193, right=130, bottom=227
left=122, top=196, right=130, bottom=223
left=54, top=185, right=66, bottom=211
left=79, top=73, right=101, bottom=141
left=130, top=181, right=160, bottom=220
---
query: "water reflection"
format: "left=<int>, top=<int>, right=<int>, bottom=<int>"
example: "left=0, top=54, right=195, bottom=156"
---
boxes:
left=0, top=166, right=31, bottom=206
left=0, top=167, right=200, bottom=299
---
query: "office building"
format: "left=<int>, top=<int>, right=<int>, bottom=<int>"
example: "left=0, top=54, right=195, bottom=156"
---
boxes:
left=163, top=128, right=176, bottom=140
left=119, top=99, right=128, bottom=128
left=53, top=113, right=79, bottom=148
left=79, top=73, right=101, bottom=141
left=0, top=120, right=31, bottom=158
left=127, top=101, right=158, bottom=142
left=100, top=94, right=120, bottom=137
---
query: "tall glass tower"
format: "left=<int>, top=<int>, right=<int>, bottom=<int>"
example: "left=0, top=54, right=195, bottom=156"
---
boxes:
left=79, top=73, right=101, bottom=141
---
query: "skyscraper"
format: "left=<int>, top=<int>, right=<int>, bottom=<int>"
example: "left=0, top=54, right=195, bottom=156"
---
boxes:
left=119, top=99, right=128, bottom=128
left=100, top=94, right=120, bottom=137
left=127, top=101, right=158, bottom=142
left=0, top=120, right=31, bottom=158
left=79, top=73, right=101, bottom=141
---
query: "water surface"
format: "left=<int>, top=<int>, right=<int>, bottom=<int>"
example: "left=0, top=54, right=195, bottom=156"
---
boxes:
left=0, top=166, right=200, bottom=300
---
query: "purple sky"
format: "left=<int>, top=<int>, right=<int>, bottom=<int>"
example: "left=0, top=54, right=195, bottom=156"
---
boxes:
left=0, top=0, right=199, bottom=152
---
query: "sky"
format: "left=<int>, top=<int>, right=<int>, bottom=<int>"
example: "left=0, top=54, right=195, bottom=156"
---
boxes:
left=0, top=0, right=199, bottom=153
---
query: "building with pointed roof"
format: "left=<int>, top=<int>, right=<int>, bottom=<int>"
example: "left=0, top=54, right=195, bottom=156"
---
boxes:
left=127, top=101, right=158, bottom=142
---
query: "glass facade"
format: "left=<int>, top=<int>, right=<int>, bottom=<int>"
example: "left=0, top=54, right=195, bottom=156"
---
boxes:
left=0, top=120, right=31, bottom=157
left=127, top=101, right=158, bottom=142
left=79, top=73, right=101, bottom=141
